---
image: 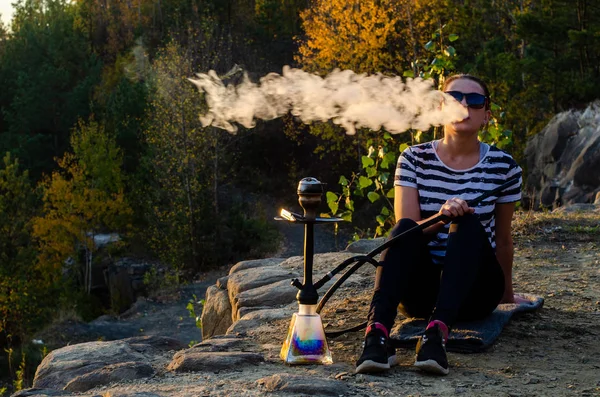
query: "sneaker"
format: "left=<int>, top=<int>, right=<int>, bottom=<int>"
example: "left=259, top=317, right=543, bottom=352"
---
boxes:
left=355, top=329, right=390, bottom=373
left=414, top=324, right=449, bottom=375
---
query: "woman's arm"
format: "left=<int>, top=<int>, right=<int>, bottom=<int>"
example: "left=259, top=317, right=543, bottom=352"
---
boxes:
left=495, top=202, right=516, bottom=303
left=394, top=185, right=472, bottom=235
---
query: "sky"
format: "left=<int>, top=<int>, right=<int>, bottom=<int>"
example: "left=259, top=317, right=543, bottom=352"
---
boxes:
left=0, top=0, right=14, bottom=28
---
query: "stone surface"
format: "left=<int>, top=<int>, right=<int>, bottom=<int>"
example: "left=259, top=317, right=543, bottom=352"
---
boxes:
left=11, top=390, right=71, bottom=397
left=229, top=258, right=285, bottom=275
left=232, top=279, right=297, bottom=322
left=167, top=351, right=264, bottom=372
left=256, top=373, right=349, bottom=396
left=227, top=266, right=297, bottom=305
left=345, top=237, right=386, bottom=253
left=188, top=335, right=256, bottom=352
left=31, top=337, right=176, bottom=391
left=63, top=361, right=154, bottom=392
left=200, top=285, right=232, bottom=340
left=226, top=307, right=294, bottom=336
left=525, top=101, right=600, bottom=208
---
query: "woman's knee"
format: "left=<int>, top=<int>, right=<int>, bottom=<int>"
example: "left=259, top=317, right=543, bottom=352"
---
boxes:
left=390, top=217, right=419, bottom=237
left=448, top=212, right=481, bottom=234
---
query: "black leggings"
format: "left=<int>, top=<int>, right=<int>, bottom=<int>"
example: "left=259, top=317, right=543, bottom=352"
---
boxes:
left=367, top=213, right=505, bottom=331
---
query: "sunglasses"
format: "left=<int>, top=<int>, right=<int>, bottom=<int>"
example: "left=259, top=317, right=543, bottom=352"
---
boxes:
left=444, top=91, right=488, bottom=109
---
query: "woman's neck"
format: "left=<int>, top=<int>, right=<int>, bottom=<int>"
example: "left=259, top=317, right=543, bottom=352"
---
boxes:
left=436, top=133, right=481, bottom=170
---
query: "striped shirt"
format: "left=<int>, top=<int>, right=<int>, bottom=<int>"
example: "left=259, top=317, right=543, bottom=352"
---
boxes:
left=395, top=140, right=522, bottom=264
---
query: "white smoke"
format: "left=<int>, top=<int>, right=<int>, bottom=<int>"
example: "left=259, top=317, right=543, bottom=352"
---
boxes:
left=189, top=66, right=468, bottom=135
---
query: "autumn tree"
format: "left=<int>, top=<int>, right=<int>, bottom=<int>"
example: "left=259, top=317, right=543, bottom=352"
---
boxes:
left=138, top=40, right=219, bottom=273
left=33, top=119, right=131, bottom=295
left=0, top=153, right=44, bottom=348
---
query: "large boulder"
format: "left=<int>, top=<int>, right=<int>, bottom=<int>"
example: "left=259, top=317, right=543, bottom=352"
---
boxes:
left=32, top=336, right=182, bottom=393
left=525, top=101, right=600, bottom=208
left=201, top=251, right=370, bottom=340
left=200, top=285, right=232, bottom=340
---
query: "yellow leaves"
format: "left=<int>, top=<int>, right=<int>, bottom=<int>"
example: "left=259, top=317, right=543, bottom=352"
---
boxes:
left=297, top=0, right=401, bottom=74
left=33, top=119, right=132, bottom=276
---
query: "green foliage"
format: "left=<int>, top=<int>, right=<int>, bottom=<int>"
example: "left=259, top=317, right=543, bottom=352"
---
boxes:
left=186, top=294, right=204, bottom=330
left=33, top=119, right=132, bottom=295
left=403, top=24, right=458, bottom=86
left=0, top=153, right=47, bottom=347
left=0, top=0, right=102, bottom=179
left=325, top=133, right=398, bottom=239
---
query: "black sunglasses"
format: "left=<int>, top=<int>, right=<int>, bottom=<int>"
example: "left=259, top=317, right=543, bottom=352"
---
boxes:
left=444, top=91, right=488, bottom=109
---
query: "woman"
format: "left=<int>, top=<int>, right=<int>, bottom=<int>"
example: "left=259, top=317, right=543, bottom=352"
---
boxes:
left=355, top=74, right=523, bottom=375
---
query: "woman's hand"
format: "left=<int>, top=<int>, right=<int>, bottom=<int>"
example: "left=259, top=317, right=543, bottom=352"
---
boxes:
left=438, top=197, right=475, bottom=222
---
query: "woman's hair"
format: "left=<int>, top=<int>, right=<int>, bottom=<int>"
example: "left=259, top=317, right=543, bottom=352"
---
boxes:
left=442, top=74, right=490, bottom=110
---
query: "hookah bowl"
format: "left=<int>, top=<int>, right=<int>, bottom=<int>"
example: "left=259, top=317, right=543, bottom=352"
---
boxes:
left=277, top=177, right=340, bottom=365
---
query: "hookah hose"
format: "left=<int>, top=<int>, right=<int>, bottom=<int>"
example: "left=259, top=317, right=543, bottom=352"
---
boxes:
left=315, top=176, right=521, bottom=338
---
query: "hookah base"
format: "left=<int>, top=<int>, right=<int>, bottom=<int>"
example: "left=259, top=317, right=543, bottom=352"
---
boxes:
left=280, top=311, right=332, bottom=365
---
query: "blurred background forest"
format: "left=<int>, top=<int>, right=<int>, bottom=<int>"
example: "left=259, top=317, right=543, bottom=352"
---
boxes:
left=0, top=0, right=599, bottom=392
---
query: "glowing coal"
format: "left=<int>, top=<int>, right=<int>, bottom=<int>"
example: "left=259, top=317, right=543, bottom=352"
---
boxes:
left=189, top=66, right=468, bottom=135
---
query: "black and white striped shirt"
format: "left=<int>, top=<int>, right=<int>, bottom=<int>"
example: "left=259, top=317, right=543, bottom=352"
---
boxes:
left=395, top=140, right=522, bottom=264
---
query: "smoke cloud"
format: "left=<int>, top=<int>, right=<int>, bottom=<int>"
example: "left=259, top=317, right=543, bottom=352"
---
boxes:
left=189, top=66, right=468, bottom=135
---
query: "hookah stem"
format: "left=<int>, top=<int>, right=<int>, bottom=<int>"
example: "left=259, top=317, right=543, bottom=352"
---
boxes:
left=316, top=176, right=521, bottom=335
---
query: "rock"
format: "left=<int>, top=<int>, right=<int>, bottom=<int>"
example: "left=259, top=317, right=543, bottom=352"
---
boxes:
left=63, top=362, right=154, bottom=393
left=101, top=393, right=163, bottom=397
left=279, top=252, right=359, bottom=274
left=200, top=285, right=232, bottom=340
left=216, top=276, right=229, bottom=289
left=123, top=335, right=186, bottom=353
left=552, top=203, right=600, bottom=213
left=11, top=389, right=71, bottom=397
left=524, top=101, right=600, bottom=208
left=256, top=373, right=349, bottom=396
left=237, top=306, right=272, bottom=319
left=33, top=340, right=150, bottom=390
left=188, top=335, right=252, bottom=352
left=232, top=279, right=297, bottom=322
left=226, top=307, right=294, bottom=335
left=229, top=258, right=285, bottom=275
left=345, top=237, right=386, bottom=253
left=227, top=266, right=297, bottom=305
left=167, top=351, right=264, bottom=372
left=595, top=191, right=600, bottom=204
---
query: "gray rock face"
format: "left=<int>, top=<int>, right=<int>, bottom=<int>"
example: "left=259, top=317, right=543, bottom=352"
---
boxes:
left=201, top=252, right=362, bottom=340
left=200, top=285, right=232, bottom=340
left=11, top=390, right=71, bottom=397
left=32, top=336, right=180, bottom=392
left=525, top=101, right=600, bottom=208
left=63, top=362, right=154, bottom=393
left=256, top=373, right=349, bottom=396
left=345, top=237, right=386, bottom=253
left=232, top=279, right=297, bottom=322
left=229, top=258, right=285, bottom=274
left=226, top=307, right=295, bottom=336
left=167, top=351, right=264, bottom=372
left=227, top=266, right=298, bottom=305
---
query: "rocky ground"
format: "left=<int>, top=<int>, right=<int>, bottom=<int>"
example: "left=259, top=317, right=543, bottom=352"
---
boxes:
left=13, top=207, right=600, bottom=397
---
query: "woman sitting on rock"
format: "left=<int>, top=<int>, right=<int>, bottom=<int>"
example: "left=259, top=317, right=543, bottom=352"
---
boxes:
left=355, top=74, right=523, bottom=375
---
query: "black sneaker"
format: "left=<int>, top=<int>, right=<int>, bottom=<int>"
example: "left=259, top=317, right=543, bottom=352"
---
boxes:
left=414, top=324, right=449, bottom=375
left=355, top=329, right=390, bottom=373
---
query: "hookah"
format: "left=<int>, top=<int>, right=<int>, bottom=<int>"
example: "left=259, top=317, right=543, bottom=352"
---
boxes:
left=278, top=176, right=520, bottom=364
left=278, top=177, right=340, bottom=365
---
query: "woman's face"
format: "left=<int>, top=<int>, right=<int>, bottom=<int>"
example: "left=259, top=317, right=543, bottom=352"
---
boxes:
left=444, top=78, right=491, bottom=136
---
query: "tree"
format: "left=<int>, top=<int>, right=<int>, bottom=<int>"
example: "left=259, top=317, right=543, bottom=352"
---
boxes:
left=297, top=0, right=402, bottom=74
left=33, top=119, right=131, bottom=294
left=140, top=40, right=218, bottom=272
left=0, top=0, right=101, bottom=179
left=0, top=153, right=43, bottom=347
